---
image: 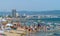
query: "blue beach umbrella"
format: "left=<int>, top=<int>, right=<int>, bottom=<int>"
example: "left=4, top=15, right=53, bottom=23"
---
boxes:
left=38, top=23, right=46, bottom=26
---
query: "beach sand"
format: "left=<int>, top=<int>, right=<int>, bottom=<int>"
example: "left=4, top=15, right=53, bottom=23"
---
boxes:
left=4, top=28, right=27, bottom=36
left=4, top=30, right=23, bottom=36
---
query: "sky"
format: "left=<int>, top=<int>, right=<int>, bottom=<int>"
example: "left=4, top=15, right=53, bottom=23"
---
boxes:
left=0, top=0, right=60, bottom=11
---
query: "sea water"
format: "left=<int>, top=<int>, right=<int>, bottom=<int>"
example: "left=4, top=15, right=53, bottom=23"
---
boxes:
left=24, top=18, right=60, bottom=36
left=19, top=17, right=60, bottom=36
left=29, top=31, right=60, bottom=36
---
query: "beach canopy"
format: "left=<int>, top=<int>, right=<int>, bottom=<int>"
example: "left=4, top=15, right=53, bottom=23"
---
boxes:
left=6, top=23, right=13, bottom=26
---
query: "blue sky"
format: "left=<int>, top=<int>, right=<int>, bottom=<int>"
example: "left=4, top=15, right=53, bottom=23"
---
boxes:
left=0, top=0, right=60, bottom=11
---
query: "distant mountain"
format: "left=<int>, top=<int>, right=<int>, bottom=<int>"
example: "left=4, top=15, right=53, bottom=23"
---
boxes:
left=0, top=12, right=11, bottom=16
left=0, top=10, right=60, bottom=16
left=18, top=10, right=60, bottom=15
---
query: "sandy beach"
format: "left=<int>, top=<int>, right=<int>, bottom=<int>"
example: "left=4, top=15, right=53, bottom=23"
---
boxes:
left=4, top=30, right=26, bottom=36
left=3, top=27, right=27, bottom=36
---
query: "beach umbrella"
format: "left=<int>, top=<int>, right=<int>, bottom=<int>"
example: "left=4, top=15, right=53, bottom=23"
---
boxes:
left=2, top=19, right=7, bottom=22
left=38, top=23, right=46, bottom=26
left=41, top=21, right=45, bottom=23
left=6, top=23, right=13, bottom=26
left=33, top=22, right=38, bottom=24
left=47, top=22, right=52, bottom=24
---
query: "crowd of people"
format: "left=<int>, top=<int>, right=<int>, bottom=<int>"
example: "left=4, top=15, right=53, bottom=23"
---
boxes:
left=20, top=23, right=48, bottom=33
left=0, top=21, right=52, bottom=35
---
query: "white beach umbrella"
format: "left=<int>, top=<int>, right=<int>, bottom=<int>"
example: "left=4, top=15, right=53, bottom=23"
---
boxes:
left=41, top=21, right=45, bottom=23
left=47, top=22, right=52, bottom=25
left=6, top=23, right=13, bottom=26
left=2, top=19, right=7, bottom=22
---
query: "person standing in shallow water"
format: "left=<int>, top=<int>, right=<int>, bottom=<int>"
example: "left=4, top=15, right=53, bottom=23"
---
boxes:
left=13, top=24, right=17, bottom=30
left=38, top=23, right=41, bottom=28
left=37, top=23, right=41, bottom=31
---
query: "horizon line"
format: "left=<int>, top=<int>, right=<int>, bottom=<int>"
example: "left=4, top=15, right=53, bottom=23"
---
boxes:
left=0, top=10, right=60, bottom=12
